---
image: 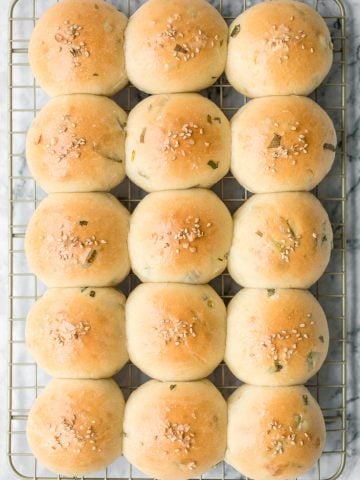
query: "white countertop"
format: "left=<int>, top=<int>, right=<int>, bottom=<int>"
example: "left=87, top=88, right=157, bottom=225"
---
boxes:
left=0, top=0, right=359, bottom=479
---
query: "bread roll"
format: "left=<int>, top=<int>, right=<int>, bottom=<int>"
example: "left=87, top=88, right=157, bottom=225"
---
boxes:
left=26, top=287, right=128, bottom=378
left=226, top=384, right=326, bottom=480
left=27, top=378, right=124, bottom=475
left=231, top=96, right=337, bottom=193
left=124, top=0, right=228, bottom=94
left=226, top=0, right=333, bottom=97
left=125, top=94, right=230, bottom=192
left=128, top=189, right=233, bottom=283
left=25, top=193, right=130, bottom=287
left=126, top=283, right=226, bottom=381
left=225, top=288, right=329, bottom=386
left=29, top=0, right=128, bottom=96
left=26, top=95, right=127, bottom=193
left=123, top=379, right=227, bottom=480
left=228, top=192, right=332, bottom=288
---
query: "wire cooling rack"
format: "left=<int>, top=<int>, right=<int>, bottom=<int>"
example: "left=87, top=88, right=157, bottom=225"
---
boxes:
left=8, top=0, right=347, bottom=478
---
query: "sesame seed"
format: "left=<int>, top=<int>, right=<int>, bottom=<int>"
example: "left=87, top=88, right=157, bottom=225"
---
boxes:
left=160, top=318, right=197, bottom=345
left=164, top=422, right=195, bottom=452
left=188, top=461, right=197, bottom=470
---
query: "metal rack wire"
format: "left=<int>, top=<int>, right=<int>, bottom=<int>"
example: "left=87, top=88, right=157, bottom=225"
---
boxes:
left=8, top=0, right=347, bottom=478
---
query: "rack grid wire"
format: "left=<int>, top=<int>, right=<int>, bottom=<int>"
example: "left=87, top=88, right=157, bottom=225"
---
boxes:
left=8, top=0, right=347, bottom=479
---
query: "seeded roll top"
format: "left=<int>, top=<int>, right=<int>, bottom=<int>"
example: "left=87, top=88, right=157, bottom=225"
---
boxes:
left=226, top=385, right=326, bottom=480
left=228, top=192, right=333, bottom=288
left=226, top=0, right=333, bottom=97
left=29, top=0, right=128, bottom=96
left=126, top=283, right=226, bottom=381
left=124, top=0, right=228, bottom=94
left=225, top=288, right=329, bottom=386
left=27, top=378, right=124, bottom=475
left=26, top=95, right=127, bottom=193
left=26, top=287, right=128, bottom=378
left=125, top=94, right=230, bottom=192
left=123, top=379, right=227, bottom=480
left=231, top=96, right=337, bottom=193
left=128, top=189, right=233, bottom=284
left=25, top=193, right=130, bottom=287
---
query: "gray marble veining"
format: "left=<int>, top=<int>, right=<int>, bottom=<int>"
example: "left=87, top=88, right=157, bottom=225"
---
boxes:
left=0, top=0, right=359, bottom=478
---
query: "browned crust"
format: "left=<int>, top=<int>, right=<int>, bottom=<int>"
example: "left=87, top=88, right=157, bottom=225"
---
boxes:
left=226, top=0, right=333, bottom=97
left=226, top=385, right=326, bottom=480
left=124, top=0, right=228, bottom=93
left=27, top=379, right=124, bottom=475
left=25, top=193, right=130, bottom=287
left=26, top=287, right=128, bottom=378
left=123, top=380, right=227, bottom=480
left=26, top=95, right=127, bottom=192
left=29, top=0, right=128, bottom=96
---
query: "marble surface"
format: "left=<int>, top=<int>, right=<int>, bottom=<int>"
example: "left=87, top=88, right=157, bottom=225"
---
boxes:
left=0, top=0, right=359, bottom=479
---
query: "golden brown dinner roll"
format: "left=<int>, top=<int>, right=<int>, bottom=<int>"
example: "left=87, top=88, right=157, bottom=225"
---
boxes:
left=124, top=0, right=228, bottom=94
left=26, top=287, right=128, bottom=378
left=228, top=192, right=332, bottom=288
left=128, top=189, right=233, bottom=283
left=125, top=94, right=230, bottom=191
left=26, top=95, right=127, bottom=193
left=27, top=378, right=124, bottom=475
left=123, top=379, right=227, bottom=480
left=231, top=96, right=337, bottom=193
left=126, top=283, right=226, bottom=381
left=226, top=0, right=333, bottom=97
left=225, top=288, right=329, bottom=386
left=25, top=193, right=130, bottom=287
left=29, top=0, right=128, bottom=96
left=226, top=384, right=326, bottom=480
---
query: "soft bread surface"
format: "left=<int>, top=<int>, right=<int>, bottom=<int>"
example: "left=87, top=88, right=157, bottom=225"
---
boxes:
left=26, top=287, right=128, bottom=378
left=29, top=0, right=128, bottom=96
left=231, top=96, right=337, bottom=193
left=125, top=94, right=230, bottom=191
left=225, top=288, right=329, bottom=386
left=27, top=378, right=124, bottom=475
left=128, top=189, right=233, bottom=283
left=123, top=379, right=227, bottom=480
left=228, top=192, right=332, bottom=288
left=226, top=385, right=326, bottom=480
left=124, top=0, right=228, bottom=93
left=25, top=193, right=130, bottom=287
left=226, top=0, right=333, bottom=97
left=26, top=95, right=127, bottom=193
left=126, top=283, right=226, bottom=381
